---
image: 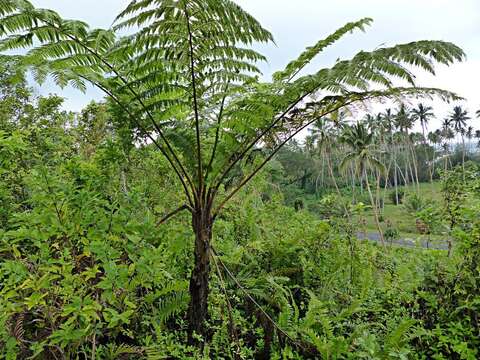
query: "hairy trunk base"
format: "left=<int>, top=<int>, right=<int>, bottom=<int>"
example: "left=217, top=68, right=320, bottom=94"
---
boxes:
left=187, top=210, right=212, bottom=346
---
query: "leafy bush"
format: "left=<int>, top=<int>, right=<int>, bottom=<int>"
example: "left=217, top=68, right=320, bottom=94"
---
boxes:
left=416, top=205, right=442, bottom=235
left=388, top=189, right=405, bottom=205
left=0, top=160, right=194, bottom=358
left=403, top=193, right=430, bottom=213
left=384, top=226, right=400, bottom=243
left=308, top=194, right=350, bottom=219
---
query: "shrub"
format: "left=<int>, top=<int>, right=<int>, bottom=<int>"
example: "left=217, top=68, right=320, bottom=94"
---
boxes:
left=403, top=193, right=429, bottom=213
left=389, top=189, right=405, bottom=205
left=384, top=222, right=400, bottom=243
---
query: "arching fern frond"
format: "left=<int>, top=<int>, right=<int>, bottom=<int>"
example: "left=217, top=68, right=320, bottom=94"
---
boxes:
left=273, top=17, right=373, bottom=82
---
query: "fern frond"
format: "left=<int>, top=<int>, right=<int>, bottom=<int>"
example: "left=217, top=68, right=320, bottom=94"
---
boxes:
left=384, top=319, right=416, bottom=351
left=274, top=17, right=373, bottom=82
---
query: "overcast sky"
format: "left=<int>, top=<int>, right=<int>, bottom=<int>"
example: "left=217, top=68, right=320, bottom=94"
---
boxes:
left=30, top=0, right=480, bottom=131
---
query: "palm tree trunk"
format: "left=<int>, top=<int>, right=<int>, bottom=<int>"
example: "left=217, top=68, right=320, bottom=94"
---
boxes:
left=462, top=135, right=466, bottom=180
left=448, top=141, right=453, bottom=169
left=411, top=147, right=420, bottom=191
left=422, top=124, right=433, bottom=183
left=404, top=145, right=410, bottom=187
left=444, top=146, right=449, bottom=172
left=365, top=169, right=385, bottom=248
left=327, top=153, right=341, bottom=195
left=431, top=143, right=437, bottom=180
left=407, top=137, right=420, bottom=192
left=321, top=155, right=326, bottom=188
left=397, top=163, right=408, bottom=186
left=382, top=157, right=393, bottom=208
left=394, top=162, right=399, bottom=204
left=351, top=165, right=357, bottom=203
left=392, top=143, right=399, bottom=204
left=375, top=169, right=383, bottom=215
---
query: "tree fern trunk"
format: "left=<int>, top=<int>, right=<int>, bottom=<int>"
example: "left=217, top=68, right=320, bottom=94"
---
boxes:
left=188, top=207, right=213, bottom=344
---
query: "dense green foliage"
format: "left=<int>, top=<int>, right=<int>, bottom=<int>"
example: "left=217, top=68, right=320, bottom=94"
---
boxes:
left=0, top=1, right=478, bottom=359
left=0, top=61, right=479, bottom=360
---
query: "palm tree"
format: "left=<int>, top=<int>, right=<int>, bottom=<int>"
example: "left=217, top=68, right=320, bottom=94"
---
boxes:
left=441, top=119, right=455, bottom=171
left=412, top=103, right=434, bottom=181
left=395, top=104, right=419, bottom=190
left=465, top=126, right=474, bottom=156
left=412, top=103, right=434, bottom=134
left=340, top=123, right=386, bottom=247
left=475, top=130, right=480, bottom=151
left=448, top=105, right=470, bottom=174
left=450, top=106, right=470, bottom=132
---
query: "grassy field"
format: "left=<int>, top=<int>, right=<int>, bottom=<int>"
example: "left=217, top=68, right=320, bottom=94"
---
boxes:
left=353, top=182, right=446, bottom=239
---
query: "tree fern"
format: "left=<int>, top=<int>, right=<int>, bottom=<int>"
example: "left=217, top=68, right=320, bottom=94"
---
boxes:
left=0, top=0, right=466, bottom=337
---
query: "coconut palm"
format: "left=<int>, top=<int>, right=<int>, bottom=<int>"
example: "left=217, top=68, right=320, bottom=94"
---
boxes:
left=428, top=129, right=441, bottom=147
left=449, top=106, right=470, bottom=132
left=340, top=122, right=386, bottom=247
left=448, top=105, right=470, bottom=174
left=475, top=130, right=480, bottom=151
left=465, top=126, right=474, bottom=156
left=412, top=103, right=434, bottom=181
left=412, top=103, right=434, bottom=136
